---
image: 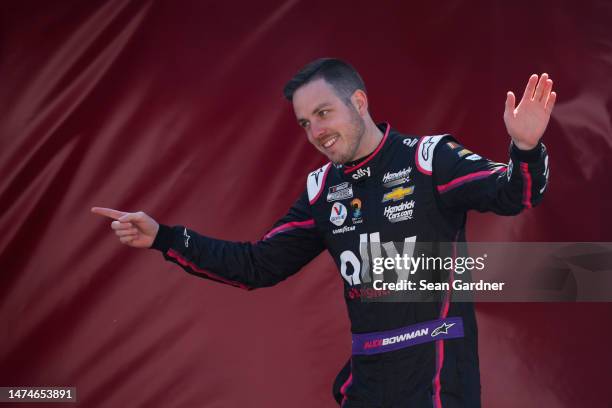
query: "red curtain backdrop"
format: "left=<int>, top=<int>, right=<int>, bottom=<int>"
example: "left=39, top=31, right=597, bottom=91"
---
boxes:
left=1, top=1, right=611, bottom=406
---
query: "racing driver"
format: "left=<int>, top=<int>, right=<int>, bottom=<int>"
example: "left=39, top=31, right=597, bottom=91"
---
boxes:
left=92, top=58, right=555, bottom=407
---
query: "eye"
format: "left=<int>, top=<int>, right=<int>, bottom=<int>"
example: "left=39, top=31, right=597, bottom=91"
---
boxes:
left=319, top=109, right=329, bottom=117
left=299, top=120, right=310, bottom=129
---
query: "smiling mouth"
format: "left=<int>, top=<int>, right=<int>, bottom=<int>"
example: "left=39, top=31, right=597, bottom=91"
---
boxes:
left=321, top=135, right=339, bottom=149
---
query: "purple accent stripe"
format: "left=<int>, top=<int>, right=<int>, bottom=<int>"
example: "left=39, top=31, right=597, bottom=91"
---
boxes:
left=437, top=167, right=506, bottom=194
left=263, top=219, right=315, bottom=240
left=351, top=317, right=464, bottom=356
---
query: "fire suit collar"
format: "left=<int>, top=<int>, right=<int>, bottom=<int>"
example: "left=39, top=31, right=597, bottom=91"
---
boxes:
left=341, top=122, right=390, bottom=183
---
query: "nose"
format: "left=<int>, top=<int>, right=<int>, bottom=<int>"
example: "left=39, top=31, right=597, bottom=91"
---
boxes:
left=310, top=122, right=326, bottom=140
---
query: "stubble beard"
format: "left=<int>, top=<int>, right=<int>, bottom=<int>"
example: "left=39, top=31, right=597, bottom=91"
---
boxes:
left=333, top=108, right=366, bottom=165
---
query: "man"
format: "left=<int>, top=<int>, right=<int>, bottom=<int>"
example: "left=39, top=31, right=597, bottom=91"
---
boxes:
left=92, top=58, right=555, bottom=407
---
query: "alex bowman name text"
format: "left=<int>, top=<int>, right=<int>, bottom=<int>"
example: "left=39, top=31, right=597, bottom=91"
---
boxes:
left=364, top=328, right=429, bottom=349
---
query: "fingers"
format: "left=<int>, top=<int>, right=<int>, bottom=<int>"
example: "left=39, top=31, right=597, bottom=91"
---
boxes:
left=111, top=220, right=133, bottom=230
left=505, top=91, right=516, bottom=114
left=118, top=211, right=146, bottom=223
left=545, top=91, right=557, bottom=114
left=521, top=74, right=538, bottom=103
left=115, top=228, right=138, bottom=237
left=91, top=207, right=127, bottom=220
left=534, top=73, right=549, bottom=101
left=120, top=235, right=137, bottom=244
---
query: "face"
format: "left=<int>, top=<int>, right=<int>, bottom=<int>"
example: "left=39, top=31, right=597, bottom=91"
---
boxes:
left=292, top=78, right=366, bottom=164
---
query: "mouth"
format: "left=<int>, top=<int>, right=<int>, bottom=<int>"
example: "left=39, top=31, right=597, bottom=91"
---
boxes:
left=321, top=135, right=339, bottom=149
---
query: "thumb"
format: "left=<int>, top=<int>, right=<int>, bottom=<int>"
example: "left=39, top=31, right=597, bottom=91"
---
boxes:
left=505, top=91, right=516, bottom=114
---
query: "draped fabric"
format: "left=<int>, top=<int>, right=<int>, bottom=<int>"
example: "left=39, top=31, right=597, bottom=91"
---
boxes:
left=1, top=1, right=611, bottom=406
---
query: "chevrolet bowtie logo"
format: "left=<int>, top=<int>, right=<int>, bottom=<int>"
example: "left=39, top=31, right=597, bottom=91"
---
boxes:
left=431, top=322, right=455, bottom=337
left=382, top=186, right=414, bottom=202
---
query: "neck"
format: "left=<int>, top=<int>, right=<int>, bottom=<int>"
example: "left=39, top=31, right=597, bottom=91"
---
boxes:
left=351, top=119, right=384, bottom=161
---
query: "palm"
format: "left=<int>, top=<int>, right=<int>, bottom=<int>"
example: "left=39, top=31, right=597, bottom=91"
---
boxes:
left=504, top=74, right=557, bottom=150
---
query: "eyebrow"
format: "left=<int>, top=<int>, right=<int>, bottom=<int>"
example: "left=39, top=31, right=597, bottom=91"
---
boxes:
left=297, top=102, right=332, bottom=123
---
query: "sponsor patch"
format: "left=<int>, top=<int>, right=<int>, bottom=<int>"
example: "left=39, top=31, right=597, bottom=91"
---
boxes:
left=330, top=202, right=348, bottom=226
left=351, top=167, right=371, bottom=181
left=332, top=225, right=356, bottom=235
left=327, top=182, right=353, bottom=202
left=350, top=198, right=363, bottom=224
left=446, top=142, right=460, bottom=149
left=465, top=154, right=482, bottom=161
left=384, top=200, right=415, bottom=223
left=382, top=167, right=412, bottom=188
left=382, top=186, right=414, bottom=203
left=403, top=138, right=418, bottom=148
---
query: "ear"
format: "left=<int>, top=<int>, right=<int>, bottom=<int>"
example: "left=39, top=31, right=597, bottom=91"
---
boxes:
left=351, top=90, right=368, bottom=116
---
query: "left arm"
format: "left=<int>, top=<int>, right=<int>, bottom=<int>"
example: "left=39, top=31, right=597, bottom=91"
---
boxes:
left=433, top=73, right=555, bottom=214
left=433, top=140, right=548, bottom=214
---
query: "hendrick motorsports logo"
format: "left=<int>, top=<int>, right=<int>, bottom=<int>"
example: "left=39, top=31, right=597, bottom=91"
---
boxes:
left=384, top=200, right=415, bottom=223
left=382, top=167, right=412, bottom=188
left=330, top=202, right=348, bottom=226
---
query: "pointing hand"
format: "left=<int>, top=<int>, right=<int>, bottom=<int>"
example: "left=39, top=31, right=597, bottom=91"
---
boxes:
left=91, top=207, right=159, bottom=248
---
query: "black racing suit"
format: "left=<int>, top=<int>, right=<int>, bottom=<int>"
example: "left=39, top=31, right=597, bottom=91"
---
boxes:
left=151, top=123, right=548, bottom=407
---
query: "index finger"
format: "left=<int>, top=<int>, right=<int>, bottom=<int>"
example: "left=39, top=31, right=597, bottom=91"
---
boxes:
left=91, top=207, right=127, bottom=220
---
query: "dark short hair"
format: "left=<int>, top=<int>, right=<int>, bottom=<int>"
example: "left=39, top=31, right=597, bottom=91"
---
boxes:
left=283, top=58, right=366, bottom=103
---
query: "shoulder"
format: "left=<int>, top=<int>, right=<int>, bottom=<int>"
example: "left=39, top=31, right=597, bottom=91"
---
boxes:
left=415, top=134, right=457, bottom=175
left=306, top=162, right=332, bottom=204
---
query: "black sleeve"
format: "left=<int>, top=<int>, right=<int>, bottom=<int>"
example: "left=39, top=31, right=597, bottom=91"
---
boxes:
left=149, top=190, right=325, bottom=289
left=433, top=139, right=549, bottom=215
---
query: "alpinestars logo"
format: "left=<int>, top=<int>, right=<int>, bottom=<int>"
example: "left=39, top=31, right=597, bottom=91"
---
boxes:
left=352, top=167, right=371, bottom=181
left=507, top=160, right=513, bottom=181
left=312, top=167, right=324, bottom=185
left=540, top=155, right=549, bottom=193
left=421, top=138, right=436, bottom=161
left=431, top=322, right=455, bottom=337
left=183, top=228, right=191, bottom=248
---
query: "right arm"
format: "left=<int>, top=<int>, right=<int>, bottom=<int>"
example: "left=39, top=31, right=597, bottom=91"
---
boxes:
left=92, top=191, right=325, bottom=290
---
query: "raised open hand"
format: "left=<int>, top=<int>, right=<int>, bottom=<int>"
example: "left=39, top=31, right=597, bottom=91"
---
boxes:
left=91, top=207, right=159, bottom=248
left=504, top=73, right=557, bottom=150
